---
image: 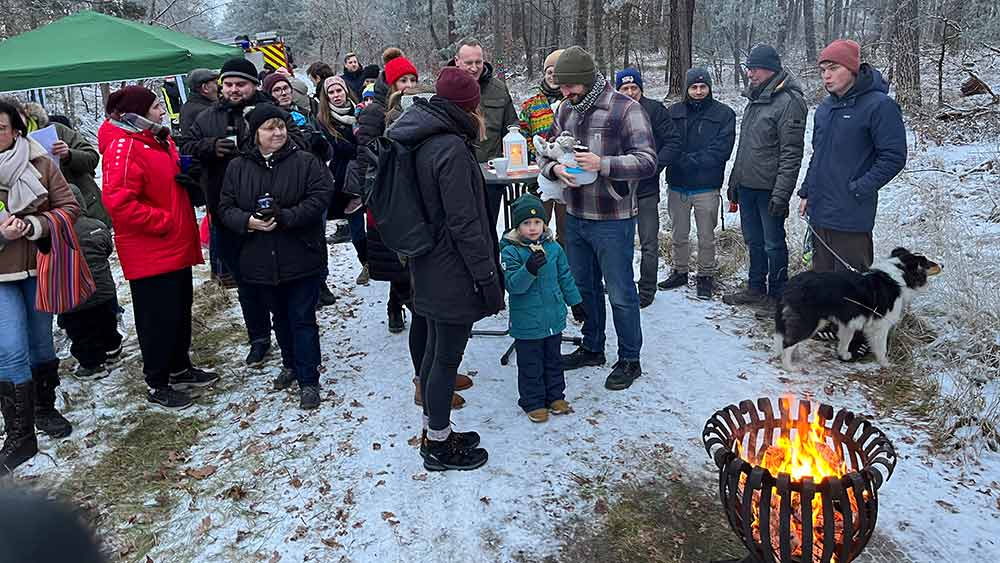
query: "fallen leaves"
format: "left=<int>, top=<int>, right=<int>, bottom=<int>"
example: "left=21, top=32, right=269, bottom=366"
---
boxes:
left=381, top=511, right=399, bottom=526
left=411, top=473, right=428, bottom=481
left=321, top=537, right=343, bottom=549
left=196, top=516, right=212, bottom=538
left=219, top=484, right=248, bottom=501
left=185, top=465, right=217, bottom=480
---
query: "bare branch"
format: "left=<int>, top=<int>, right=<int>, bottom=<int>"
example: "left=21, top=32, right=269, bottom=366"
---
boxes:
left=163, top=3, right=231, bottom=28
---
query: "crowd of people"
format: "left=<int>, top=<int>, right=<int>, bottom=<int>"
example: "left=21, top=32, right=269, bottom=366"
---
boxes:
left=0, top=36, right=906, bottom=474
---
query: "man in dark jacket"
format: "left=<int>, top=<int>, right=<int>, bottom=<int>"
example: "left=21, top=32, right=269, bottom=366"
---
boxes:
left=341, top=52, right=366, bottom=99
left=15, top=100, right=111, bottom=227
left=56, top=186, right=123, bottom=379
left=615, top=68, right=681, bottom=307
left=724, top=44, right=808, bottom=310
left=538, top=46, right=657, bottom=392
left=800, top=39, right=907, bottom=359
left=179, top=68, right=219, bottom=137
left=657, top=68, right=736, bottom=300
left=450, top=39, right=518, bottom=163
left=180, top=58, right=308, bottom=365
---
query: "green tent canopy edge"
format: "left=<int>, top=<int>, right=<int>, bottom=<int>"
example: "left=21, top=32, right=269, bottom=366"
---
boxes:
left=0, top=10, right=243, bottom=92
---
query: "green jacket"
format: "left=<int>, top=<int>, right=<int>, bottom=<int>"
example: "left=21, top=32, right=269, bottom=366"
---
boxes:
left=24, top=103, right=111, bottom=227
left=728, top=69, right=808, bottom=206
left=500, top=229, right=582, bottom=340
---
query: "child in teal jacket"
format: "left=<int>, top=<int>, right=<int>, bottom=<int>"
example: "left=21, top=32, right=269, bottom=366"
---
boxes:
left=500, top=194, right=586, bottom=423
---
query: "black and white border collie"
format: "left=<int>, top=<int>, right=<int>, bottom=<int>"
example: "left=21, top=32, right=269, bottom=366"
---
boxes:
left=775, top=247, right=941, bottom=371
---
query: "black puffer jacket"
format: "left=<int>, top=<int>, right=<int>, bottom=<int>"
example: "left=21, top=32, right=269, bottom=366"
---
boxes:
left=179, top=92, right=306, bottom=219
left=345, top=74, right=409, bottom=283
left=178, top=92, right=216, bottom=137
left=387, top=97, right=501, bottom=324
left=217, top=144, right=334, bottom=285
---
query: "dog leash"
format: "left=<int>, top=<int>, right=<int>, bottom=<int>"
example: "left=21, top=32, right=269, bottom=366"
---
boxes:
left=803, top=216, right=861, bottom=274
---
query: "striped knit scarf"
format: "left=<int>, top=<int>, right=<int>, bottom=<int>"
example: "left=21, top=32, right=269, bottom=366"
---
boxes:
left=34, top=207, right=95, bottom=313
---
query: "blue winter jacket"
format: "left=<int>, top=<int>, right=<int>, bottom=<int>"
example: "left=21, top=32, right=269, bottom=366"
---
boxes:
left=665, top=95, right=736, bottom=193
left=500, top=229, right=582, bottom=341
left=799, top=64, right=907, bottom=233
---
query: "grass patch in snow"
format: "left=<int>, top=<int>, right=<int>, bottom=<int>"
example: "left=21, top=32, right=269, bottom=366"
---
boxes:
left=189, top=280, right=245, bottom=370
left=556, top=461, right=743, bottom=563
left=59, top=411, right=207, bottom=562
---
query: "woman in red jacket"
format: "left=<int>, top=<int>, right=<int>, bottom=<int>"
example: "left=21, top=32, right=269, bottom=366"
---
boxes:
left=100, top=86, right=218, bottom=410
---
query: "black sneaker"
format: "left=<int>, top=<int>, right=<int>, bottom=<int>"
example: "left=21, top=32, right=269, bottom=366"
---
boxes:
left=73, top=364, right=109, bottom=381
left=722, top=287, right=768, bottom=306
left=148, top=387, right=193, bottom=410
left=317, top=284, right=337, bottom=309
left=419, top=428, right=480, bottom=459
left=562, top=346, right=606, bottom=371
left=696, top=276, right=714, bottom=300
left=604, top=360, right=641, bottom=391
left=387, top=307, right=405, bottom=333
left=245, top=342, right=271, bottom=367
left=169, top=367, right=220, bottom=391
left=639, top=293, right=654, bottom=309
left=299, top=385, right=321, bottom=409
left=423, top=432, right=488, bottom=472
left=273, top=368, right=296, bottom=391
left=657, top=270, right=688, bottom=290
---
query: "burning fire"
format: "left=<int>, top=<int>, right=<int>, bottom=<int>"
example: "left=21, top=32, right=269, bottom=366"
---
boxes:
left=736, top=412, right=859, bottom=562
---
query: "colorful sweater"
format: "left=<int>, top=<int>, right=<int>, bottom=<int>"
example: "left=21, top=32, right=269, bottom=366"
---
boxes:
left=518, top=90, right=558, bottom=158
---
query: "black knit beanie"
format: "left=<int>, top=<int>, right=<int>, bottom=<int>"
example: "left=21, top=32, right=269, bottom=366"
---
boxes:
left=220, top=58, right=261, bottom=85
left=245, top=104, right=289, bottom=138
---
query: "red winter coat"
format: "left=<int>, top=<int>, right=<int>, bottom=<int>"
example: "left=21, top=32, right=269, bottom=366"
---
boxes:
left=99, top=120, right=203, bottom=280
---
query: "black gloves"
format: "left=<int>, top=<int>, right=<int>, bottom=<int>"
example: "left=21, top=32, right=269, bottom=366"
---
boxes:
left=768, top=198, right=789, bottom=218
left=525, top=249, right=547, bottom=276
left=175, top=173, right=206, bottom=207
left=571, top=303, right=587, bottom=323
left=477, top=276, right=505, bottom=316
left=215, top=137, right=237, bottom=158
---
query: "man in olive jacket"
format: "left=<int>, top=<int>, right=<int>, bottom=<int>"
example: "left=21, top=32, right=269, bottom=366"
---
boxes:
left=723, top=44, right=807, bottom=310
left=449, top=38, right=518, bottom=163
left=21, top=102, right=111, bottom=227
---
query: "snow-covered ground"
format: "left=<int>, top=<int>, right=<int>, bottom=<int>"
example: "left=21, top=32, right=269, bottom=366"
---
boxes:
left=11, top=74, right=1000, bottom=562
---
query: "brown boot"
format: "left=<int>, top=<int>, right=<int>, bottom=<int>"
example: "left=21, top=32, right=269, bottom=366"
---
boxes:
left=412, top=378, right=465, bottom=409
left=455, top=373, right=474, bottom=391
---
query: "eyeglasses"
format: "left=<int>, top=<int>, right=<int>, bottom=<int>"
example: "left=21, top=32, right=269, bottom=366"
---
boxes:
left=272, top=86, right=292, bottom=94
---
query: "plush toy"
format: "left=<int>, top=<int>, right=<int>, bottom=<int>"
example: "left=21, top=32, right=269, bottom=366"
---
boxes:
left=532, top=132, right=576, bottom=203
left=532, top=131, right=599, bottom=203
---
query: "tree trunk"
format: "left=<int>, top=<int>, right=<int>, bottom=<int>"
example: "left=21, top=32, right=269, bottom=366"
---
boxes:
left=802, top=0, right=817, bottom=63
left=574, top=0, right=589, bottom=45
left=445, top=0, right=457, bottom=46
left=667, top=0, right=694, bottom=95
left=519, top=1, right=535, bottom=76
left=591, top=0, right=605, bottom=73
left=428, top=0, right=443, bottom=51
left=893, top=0, right=922, bottom=109
left=832, top=0, right=842, bottom=38
left=494, top=0, right=504, bottom=56
left=654, top=0, right=665, bottom=50
left=777, top=0, right=794, bottom=52
left=622, top=4, right=633, bottom=68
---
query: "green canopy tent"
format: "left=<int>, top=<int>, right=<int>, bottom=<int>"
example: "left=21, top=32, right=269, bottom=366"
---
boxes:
left=0, top=10, right=243, bottom=93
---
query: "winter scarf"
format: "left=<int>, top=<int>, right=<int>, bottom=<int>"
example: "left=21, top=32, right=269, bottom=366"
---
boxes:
left=0, top=137, right=49, bottom=214
left=540, top=80, right=562, bottom=104
left=570, top=72, right=607, bottom=114
left=328, top=100, right=357, bottom=126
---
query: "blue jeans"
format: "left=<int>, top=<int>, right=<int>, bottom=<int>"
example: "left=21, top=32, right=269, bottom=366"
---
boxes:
left=738, top=187, right=788, bottom=298
left=564, top=214, right=642, bottom=361
left=253, top=274, right=323, bottom=386
left=0, top=277, right=57, bottom=384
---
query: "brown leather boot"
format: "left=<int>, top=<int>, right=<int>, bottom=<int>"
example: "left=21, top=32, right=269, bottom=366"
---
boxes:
left=455, top=373, right=474, bottom=391
left=412, top=378, right=465, bottom=409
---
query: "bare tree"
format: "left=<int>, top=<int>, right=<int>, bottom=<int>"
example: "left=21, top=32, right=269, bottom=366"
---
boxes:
left=893, top=0, right=922, bottom=109
left=802, top=0, right=818, bottom=62
left=667, top=0, right=694, bottom=95
left=573, top=0, right=588, bottom=45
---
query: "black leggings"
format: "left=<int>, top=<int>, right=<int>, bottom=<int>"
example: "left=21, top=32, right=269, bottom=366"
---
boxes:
left=411, top=315, right=472, bottom=431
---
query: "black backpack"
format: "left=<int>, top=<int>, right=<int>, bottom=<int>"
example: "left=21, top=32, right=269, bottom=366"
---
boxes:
left=361, top=135, right=449, bottom=258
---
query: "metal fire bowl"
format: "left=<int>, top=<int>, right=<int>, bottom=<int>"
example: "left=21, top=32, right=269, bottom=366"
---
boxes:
left=702, top=397, right=897, bottom=563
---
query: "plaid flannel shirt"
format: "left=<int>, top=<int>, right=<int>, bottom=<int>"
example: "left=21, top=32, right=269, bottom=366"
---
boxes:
left=539, top=82, right=657, bottom=221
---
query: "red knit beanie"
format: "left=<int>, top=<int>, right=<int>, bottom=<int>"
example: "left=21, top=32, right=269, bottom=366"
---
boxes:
left=435, top=67, right=480, bottom=112
left=385, top=56, right=418, bottom=88
left=819, top=39, right=861, bottom=74
left=106, top=85, right=157, bottom=117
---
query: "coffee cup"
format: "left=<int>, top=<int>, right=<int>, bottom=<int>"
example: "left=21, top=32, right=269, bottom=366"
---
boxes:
left=489, top=157, right=510, bottom=178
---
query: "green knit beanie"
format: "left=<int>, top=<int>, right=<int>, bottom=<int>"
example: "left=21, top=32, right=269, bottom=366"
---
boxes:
left=511, top=194, right=546, bottom=229
left=553, top=46, right=596, bottom=87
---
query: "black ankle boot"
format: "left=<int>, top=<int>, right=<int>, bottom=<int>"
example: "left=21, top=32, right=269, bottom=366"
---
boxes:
left=1, top=381, right=39, bottom=475
left=419, top=428, right=480, bottom=460
left=32, top=361, right=72, bottom=439
left=422, top=430, right=488, bottom=472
